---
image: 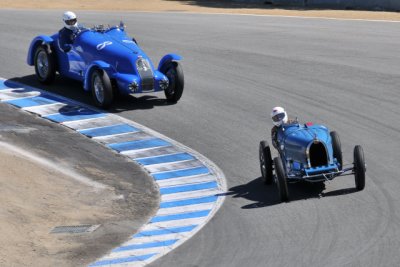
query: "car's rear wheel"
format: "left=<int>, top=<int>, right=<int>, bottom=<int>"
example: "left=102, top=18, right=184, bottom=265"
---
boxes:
left=34, top=45, right=56, bottom=84
left=259, top=141, right=273, bottom=184
left=163, top=62, right=184, bottom=103
left=91, top=69, right=113, bottom=109
left=354, top=145, right=366, bottom=191
left=330, top=131, right=343, bottom=170
left=274, top=157, right=289, bottom=202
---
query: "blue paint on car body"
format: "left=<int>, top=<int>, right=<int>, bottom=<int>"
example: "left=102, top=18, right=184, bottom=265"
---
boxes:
left=27, top=24, right=182, bottom=96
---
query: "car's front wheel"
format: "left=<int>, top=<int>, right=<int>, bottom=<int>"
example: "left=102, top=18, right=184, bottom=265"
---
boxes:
left=259, top=141, right=273, bottom=185
left=91, top=69, right=113, bottom=109
left=163, top=62, right=184, bottom=103
left=34, top=45, right=56, bottom=84
left=274, top=157, right=289, bottom=202
left=330, top=131, right=343, bottom=170
left=354, top=145, right=366, bottom=191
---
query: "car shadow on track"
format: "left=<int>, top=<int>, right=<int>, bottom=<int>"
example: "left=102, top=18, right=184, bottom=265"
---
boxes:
left=226, top=177, right=357, bottom=208
left=7, top=75, right=174, bottom=112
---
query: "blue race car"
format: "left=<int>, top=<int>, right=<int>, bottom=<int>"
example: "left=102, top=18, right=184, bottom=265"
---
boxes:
left=259, top=121, right=366, bottom=202
left=27, top=22, right=184, bottom=108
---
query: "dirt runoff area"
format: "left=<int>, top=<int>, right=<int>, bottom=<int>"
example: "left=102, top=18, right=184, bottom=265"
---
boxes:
left=1, top=0, right=400, bottom=21
left=0, top=102, right=159, bottom=267
left=0, top=144, right=115, bottom=267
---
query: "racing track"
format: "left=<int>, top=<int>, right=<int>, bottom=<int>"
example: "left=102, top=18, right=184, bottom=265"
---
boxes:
left=1, top=9, right=400, bottom=267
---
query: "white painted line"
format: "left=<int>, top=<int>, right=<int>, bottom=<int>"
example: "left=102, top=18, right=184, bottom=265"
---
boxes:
left=60, top=115, right=111, bottom=125
left=126, top=146, right=182, bottom=160
left=146, top=217, right=208, bottom=230
left=119, top=143, right=172, bottom=156
left=156, top=174, right=216, bottom=188
left=94, top=132, right=152, bottom=144
left=100, top=246, right=170, bottom=262
left=122, top=232, right=192, bottom=246
left=161, top=188, right=221, bottom=202
left=0, top=90, right=40, bottom=101
left=62, top=116, right=124, bottom=130
left=23, top=102, right=67, bottom=116
left=157, top=202, right=215, bottom=216
left=145, top=159, right=205, bottom=174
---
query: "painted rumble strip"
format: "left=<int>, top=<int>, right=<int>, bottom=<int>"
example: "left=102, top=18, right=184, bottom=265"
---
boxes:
left=0, top=78, right=227, bottom=267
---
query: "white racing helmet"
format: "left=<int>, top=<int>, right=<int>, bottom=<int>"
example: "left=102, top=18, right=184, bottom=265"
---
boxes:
left=63, top=11, right=78, bottom=30
left=271, top=106, right=288, bottom=126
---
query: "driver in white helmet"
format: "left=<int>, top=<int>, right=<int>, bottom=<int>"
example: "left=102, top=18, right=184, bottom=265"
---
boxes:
left=271, top=106, right=294, bottom=150
left=59, top=11, right=79, bottom=52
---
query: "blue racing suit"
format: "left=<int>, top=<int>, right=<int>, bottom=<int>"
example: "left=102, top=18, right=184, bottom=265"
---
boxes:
left=58, top=27, right=75, bottom=52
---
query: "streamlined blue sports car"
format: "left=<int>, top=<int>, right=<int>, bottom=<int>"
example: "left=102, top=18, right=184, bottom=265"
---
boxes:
left=259, top=121, right=366, bottom=202
left=27, top=22, right=184, bottom=108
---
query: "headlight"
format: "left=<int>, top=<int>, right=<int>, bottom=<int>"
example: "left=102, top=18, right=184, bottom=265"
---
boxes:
left=128, top=81, right=139, bottom=92
left=159, top=78, right=169, bottom=90
left=136, top=58, right=151, bottom=72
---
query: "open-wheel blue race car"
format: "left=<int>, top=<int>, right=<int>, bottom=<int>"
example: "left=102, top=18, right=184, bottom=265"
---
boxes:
left=27, top=22, right=184, bottom=108
left=259, top=121, right=366, bottom=202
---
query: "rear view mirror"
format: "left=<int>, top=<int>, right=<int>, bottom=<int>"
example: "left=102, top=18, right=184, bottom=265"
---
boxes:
left=119, top=21, right=126, bottom=30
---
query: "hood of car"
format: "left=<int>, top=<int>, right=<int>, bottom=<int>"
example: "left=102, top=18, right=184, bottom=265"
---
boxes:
left=75, top=28, right=155, bottom=74
left=283, top=124, right=329, bottom=146
left=280, top=123, right=330, bottom=164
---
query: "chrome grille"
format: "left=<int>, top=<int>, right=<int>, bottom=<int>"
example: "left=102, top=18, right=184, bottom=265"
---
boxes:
left=136, top=58, right=154, bottom=92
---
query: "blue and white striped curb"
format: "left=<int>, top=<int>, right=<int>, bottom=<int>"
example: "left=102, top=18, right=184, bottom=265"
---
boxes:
left=0, top=78, right=227, bottom=267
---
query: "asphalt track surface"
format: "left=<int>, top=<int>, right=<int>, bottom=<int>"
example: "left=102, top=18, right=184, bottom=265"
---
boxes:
left=1, top=9, right=400, bottom=267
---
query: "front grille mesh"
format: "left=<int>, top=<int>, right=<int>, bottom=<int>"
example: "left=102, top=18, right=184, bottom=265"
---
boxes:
left=136, top=58, right=154, bottom=92
left=309, top=142, right=328, bottom=167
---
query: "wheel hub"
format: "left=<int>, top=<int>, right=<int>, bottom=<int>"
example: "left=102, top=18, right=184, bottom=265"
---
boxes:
left=93, top=74, right=104, bottom=103
left=37, top=51, right=49, bottom=78
left=166, top=68, right=176, bottom=95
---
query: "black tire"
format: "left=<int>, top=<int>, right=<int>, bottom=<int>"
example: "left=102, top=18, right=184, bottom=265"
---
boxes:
left=91, top=69, right=113, bottom=109
left=162, top=62, right=184, bottom=103
left=330, top=131, right=343, bottom=170
left=354, top=145, right=366, bottom=191
left=273, top=157, right=289, bottom=202
left=34, top=45, right=56, bottom=84
left=259, top=141, right=273, bottom=184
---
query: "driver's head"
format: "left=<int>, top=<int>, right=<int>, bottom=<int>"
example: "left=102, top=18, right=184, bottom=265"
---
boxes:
left=63, top=11, right=78, bottom=31
left=271, top=106, right=288, bottom=127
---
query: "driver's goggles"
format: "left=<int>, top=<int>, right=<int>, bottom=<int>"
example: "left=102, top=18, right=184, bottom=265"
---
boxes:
left=65, top=18, right=77, bottom=26
left=272, top=113, right=285, bottom=122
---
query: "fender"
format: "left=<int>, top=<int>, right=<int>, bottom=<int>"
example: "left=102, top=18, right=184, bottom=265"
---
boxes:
left=158, top=53, right=182, bottom=72
left=83, top=61, right=115, bottom=91
left=27, top=35, right=54, bottom=66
